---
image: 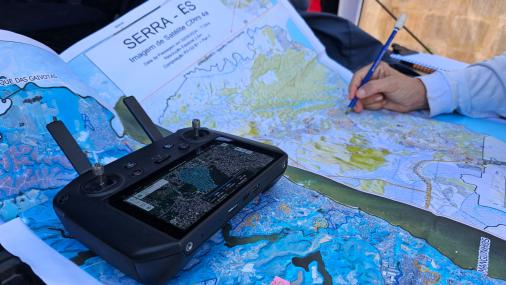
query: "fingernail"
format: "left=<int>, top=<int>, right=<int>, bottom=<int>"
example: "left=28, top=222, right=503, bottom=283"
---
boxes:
left=357, top=89, right=365, bottom=98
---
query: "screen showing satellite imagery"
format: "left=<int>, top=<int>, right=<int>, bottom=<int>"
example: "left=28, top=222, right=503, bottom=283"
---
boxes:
left=119, top=141, right=275, bottom=232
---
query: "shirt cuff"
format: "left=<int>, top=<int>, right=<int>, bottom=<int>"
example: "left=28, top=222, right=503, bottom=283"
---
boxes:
left=419, top=72, right=456, bottom=117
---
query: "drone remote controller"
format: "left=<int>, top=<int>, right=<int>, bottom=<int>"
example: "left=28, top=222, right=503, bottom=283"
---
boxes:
left=46, top=96, right=287, bottom=284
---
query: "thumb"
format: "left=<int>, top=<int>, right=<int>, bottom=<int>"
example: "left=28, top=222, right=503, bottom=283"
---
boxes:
left=357, top=77, right=396, bottom=99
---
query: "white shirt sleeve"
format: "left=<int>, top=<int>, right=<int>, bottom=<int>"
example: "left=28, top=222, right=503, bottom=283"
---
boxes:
left=419, top=52, right=506, bottom=118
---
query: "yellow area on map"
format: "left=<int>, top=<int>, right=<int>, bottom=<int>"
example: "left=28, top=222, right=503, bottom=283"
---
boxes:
left=244, top=49, right=336, bottom=120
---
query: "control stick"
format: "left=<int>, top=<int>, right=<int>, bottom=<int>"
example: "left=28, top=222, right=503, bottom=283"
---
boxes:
left=192, top=119, right=200, bottom=138
left=92, top=163, right=106, bottom=186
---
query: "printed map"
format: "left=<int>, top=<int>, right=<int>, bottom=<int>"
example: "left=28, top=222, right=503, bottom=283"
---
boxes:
left=66, top=0, right=506, bottom=240
left=0, top=0, right=506, bottom=284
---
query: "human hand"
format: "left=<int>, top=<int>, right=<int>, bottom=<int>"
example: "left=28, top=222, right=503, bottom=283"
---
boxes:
left=348, top=62, right=429, bottom=113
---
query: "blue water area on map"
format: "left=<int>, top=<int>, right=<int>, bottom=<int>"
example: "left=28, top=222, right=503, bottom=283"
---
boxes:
left=435, top=113, right=506, bottom=142
left=286, top=19, right=313, bottom=50
left=21, top=177, right=504, bottom=285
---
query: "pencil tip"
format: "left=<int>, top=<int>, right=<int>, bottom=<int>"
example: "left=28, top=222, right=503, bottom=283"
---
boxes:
left=345, top=108, right=352, bottom=115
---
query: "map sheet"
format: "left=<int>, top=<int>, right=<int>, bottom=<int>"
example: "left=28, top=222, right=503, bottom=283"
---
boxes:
left=1, top=0, right=506, bottom=284
left=62, top=0, right=506, bottom=242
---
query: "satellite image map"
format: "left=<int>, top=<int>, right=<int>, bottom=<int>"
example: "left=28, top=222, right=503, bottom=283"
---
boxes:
left=1, top=0, right=506, bottom=284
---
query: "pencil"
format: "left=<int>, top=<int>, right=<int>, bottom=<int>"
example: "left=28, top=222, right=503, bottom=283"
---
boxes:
left=346, top=13, right=407, bottom=114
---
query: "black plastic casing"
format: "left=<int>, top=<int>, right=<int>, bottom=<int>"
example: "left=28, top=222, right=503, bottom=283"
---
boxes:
left=53, top=128, right=287, bottom=285
left=0, top=245, right=45, bottom=284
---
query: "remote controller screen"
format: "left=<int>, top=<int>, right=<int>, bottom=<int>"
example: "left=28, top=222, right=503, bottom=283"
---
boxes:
left=122, top=142, right=274, bottom=231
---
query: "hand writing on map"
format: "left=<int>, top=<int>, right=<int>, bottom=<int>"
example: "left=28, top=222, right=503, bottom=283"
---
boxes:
left=348, top=62, right=429, bottom=113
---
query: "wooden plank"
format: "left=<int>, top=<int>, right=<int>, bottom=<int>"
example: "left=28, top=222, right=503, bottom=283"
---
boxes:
left=359, top=0, right=506, bottom=63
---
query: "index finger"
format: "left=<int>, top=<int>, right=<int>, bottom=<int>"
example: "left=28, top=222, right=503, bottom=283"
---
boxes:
left=348, top=64, right=372, bottom=100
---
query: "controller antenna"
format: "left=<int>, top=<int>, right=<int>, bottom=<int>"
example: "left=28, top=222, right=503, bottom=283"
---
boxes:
left=123, top=96, right=163, bottom=142
left=47, top=120, right=92, bottom=175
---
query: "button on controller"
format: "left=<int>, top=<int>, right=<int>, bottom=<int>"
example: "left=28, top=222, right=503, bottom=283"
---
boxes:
left=178, top=143, right=190, bottom=150
left=152, top=154, right=171, bottom=164
left=163, top=143, right=174, bottom=150
left=125, top=161, right=137, bottom=169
